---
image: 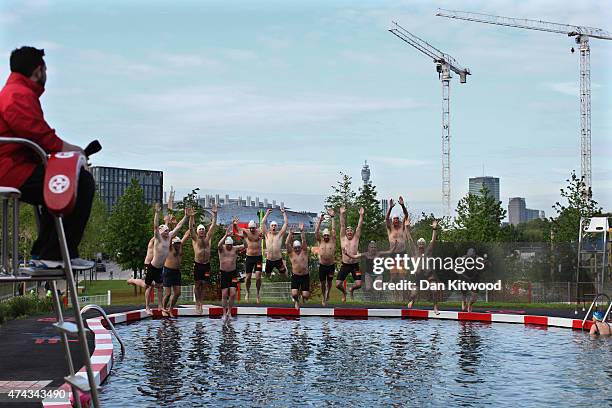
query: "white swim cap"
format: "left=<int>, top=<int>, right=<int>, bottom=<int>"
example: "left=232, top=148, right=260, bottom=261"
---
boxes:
left=322, top=228, right=330, bottom=235
left=248, top=220, right=256, bottom=228
left=270, top=221, right=278, bottom=227
left=293, top=240, right=302, bottom=248
left=158, top=224, right=169, bottom=233
left=225, top=237, right=233, bottom=245
left=172, top=236, right=181, bottom=244
left=417, top=238, right=426, bottom=245
left=197, top=224, right=206, bottom=231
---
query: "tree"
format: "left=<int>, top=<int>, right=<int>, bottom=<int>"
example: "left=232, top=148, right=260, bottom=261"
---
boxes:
left=104, top=178, right=151, bottom=284
left=175, top=188, right=204, bottom=284
left=449, top=186, right=506, bottom=242
left=355, top=181, right=386, bottom=246
left=324, top=172, right=358, bottom=252
left=551, top=171, right=602, bottom=243
left=79, top=193, right=108, bottom=260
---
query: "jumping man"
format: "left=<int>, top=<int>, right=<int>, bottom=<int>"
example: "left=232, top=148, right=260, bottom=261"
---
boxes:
left=406, top=219, right=439, bottom=314
left=235, top=218, right=264, bottom=303
left=337, top=206, right=364, bottom=302
left=218, top=226, right=245, bottom=321
left=385, top=196, right=410, bottom=253
left=286, top=223, right=310, bottom=310
left=162, top=228, right=190, bottom=317
left=189, top=206, right=217, bottom=314
left=261, top=207, right=288, bottom=276
left=315, top=208, right=336, bottom=306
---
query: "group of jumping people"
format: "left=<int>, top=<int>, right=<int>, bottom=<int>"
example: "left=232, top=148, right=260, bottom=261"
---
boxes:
left=128, top=196, right=446, bottom=320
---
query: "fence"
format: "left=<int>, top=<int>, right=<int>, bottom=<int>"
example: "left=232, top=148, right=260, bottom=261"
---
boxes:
left=0, top=282, right=38, bottom=302
left=66, top=291, right=112, bottom=307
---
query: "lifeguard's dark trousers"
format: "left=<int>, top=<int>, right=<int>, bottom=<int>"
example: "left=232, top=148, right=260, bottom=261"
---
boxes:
left=18, top=164, right=95, bottom=261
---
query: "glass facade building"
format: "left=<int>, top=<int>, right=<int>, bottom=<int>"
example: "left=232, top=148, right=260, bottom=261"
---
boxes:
left=91, top=166, right=163, bottom=212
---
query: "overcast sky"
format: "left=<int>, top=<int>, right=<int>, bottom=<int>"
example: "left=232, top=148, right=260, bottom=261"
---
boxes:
left=1, top=0, right=610, bottom=217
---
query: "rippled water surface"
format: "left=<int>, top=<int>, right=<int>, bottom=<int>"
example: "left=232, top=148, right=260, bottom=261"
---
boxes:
left=99, top=315, right=612, bottom=407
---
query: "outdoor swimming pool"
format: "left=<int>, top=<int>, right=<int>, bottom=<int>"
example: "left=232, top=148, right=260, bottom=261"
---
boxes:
left=99, top=316, right=611, bottom=407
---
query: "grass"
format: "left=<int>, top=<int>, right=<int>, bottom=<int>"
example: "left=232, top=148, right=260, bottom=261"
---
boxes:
left=80, top=279, right=584, bottom=310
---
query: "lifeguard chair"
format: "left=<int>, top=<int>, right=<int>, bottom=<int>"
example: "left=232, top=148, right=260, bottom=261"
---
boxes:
left=0, top=137, right=101, bottom=407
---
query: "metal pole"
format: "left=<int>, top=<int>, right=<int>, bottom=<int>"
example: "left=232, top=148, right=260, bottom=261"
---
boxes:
left=54, top=217, right=100, bottom=408
left=12, top=197, right=19, bottom=275
left=2, top=199, right=8, bottom=274
left=50, top=280, right=82, bottom=408
left=578, top=35, right=592, bottom=192
left=441, top=63, right=451, bottom=217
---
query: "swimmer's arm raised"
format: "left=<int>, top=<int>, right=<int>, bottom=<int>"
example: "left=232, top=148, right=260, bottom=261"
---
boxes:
left=300, top=224, right=306, bottom=252
left=170, top=208, right=188, bottom=237
left=385, top=198, right=393, bottom=229
left=339, top=206, right=346, bottom=238
left=206, top=206, right=217, bottom=241
left=181, top=230, right=190, bottom=245
left=314, top=215, right=322, bottom=242
left=279, top=207, right=288, bottom=236
left=261, top=208, right=271, bottom=235
left=328, top=208, right=336, bottom=241
left=355, top=207, right=364, bottom=239
left=285, top=230, right=293, bottom=254
left=188, top=211, right=197, bottom=241
left=153, top=203, right=161, bottom=239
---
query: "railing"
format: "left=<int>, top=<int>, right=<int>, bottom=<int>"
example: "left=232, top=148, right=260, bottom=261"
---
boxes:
left=80, top=304, right=125, bottom=355
left=66, top=291, right=111, bottom=307
left=238, top=282, right=292, bottom=301
left=581, top=293, right=610, bottom=331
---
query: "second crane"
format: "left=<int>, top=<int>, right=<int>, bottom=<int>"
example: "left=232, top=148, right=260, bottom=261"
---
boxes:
left=389, top=21, right=470, bottom=217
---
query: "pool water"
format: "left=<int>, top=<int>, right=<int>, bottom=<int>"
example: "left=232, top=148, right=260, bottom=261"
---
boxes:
left=99, top=316, right=612, bottom=407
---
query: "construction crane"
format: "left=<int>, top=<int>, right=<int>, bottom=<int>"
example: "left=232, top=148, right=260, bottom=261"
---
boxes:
left=436, top=9, right=612, bottom=194
left=388, top=21, right=470, bottom=217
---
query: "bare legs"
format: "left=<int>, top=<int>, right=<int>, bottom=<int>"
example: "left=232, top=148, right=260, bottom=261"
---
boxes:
left=349, top=280, right=362, bottom=300
left=291, top=289, right=310, bottom=310
left=320, top=278, right=332, bottom=306
left=194, top=280, right=205, bottom=314
left=222, top=287, right=236, bottom=321
left=335, top=279, right=347, bottom=303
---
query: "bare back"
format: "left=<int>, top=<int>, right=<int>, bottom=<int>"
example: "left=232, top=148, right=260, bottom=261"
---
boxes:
left=151, top=236, right=170, bottom=268
left=144, top=237, right=155, bottom=264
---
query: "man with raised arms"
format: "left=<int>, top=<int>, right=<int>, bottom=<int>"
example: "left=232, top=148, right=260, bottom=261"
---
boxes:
left=315, top=209, right=336, bottom=306
left=128, top=204, right=186, bottom=314
left=286, top=223, right=310, bottom=310
left=406, top=219, right=439, bottom=314
left=234, top=217, right=264, bottom=303
left=261, top=207, right=288, bottom=276
left=336, top=206, right=364, bottom=302
left=386, top=196, right=410, bottom=253
left=218, top=226, right=245, bottom=321
left=162, top=228, right=190, bottom=317
left=189, top=206, right=217, bottom=314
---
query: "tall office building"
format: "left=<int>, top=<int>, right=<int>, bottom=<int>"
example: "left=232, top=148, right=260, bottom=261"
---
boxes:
left=91, top=166, right=163, bottom=211
left=508, top=197, right=545, bottom=225
left=508, top=197, right=526, bottom=226
left=380, top=198, right=389, bottom=215
left=469, top=176, right=500, bottom=203
left=526, top=208, right=545, bottom=222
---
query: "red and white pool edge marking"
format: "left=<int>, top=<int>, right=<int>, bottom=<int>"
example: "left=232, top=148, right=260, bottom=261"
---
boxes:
left=42, top=306, right=594, bottom=407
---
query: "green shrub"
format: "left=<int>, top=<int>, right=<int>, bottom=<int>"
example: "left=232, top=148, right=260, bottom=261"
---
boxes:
left=0, top=293, right=54, bottom=325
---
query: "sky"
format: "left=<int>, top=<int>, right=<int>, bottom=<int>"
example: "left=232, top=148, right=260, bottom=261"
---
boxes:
left=1, top=0, right=611, bottom=217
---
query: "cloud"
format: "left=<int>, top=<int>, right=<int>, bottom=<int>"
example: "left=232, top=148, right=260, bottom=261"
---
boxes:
left=127, top=86, right=422, bottom=128
left=544, top=81, right=602, bottom=96
left=371, top=156, right=432, bottom=168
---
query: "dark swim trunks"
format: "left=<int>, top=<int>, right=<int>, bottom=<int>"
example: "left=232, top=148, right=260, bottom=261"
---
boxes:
left=162, top=267, right=181, bottom=287
left=220, top=270, right=238, bottom=289
left=291, top=274, right=310, bottom=292
left=338, top=262, right=362, bottom=281
left=264, top=259, right=286, bottom=276
left=145, top=264, right=163, bottom=286
left=193, top=261, right=211, bottom=281
left=318, top=263, right=335, bottom=281
left=245, top=255, right=263, bottom=275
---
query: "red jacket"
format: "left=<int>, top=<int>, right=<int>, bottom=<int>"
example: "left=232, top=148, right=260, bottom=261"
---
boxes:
left=0, top=72, right=64, bottom=188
